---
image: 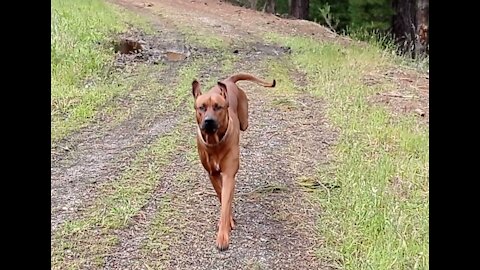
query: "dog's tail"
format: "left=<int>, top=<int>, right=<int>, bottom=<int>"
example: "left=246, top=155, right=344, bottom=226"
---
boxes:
left=226, top=73, right=276, bottom=88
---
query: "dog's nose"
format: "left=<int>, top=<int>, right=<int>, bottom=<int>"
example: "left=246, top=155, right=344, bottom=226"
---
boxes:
left=202, top=117, right=218, bottom=132
left=204, top=118, right=215, bottom=125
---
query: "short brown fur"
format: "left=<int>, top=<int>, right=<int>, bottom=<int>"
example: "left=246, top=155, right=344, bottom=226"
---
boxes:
left=192, top=73, right=275, bottom=251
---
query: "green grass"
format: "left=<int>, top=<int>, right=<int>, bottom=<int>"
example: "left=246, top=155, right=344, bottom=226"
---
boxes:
left=346, top=27, right=429, bottom=73
left=51, top=124, right=185, bottom=269
left=180, top=25, right=230, bottom=50
left=141, top=170, right=195, bottom=270
left=140, top=194, right=175, bottom=270
left=51, top=0, right=151, bottom=142
left=266, top=33, right=429, bottom=270
left=266, top=58, right=302, bottom=110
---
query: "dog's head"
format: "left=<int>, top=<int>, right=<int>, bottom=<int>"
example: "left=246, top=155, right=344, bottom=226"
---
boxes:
left=192, top=80, right=229, bottom=134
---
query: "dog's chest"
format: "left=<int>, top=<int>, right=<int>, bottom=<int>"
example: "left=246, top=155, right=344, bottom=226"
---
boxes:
left=206, top=153, right=221, bottom=174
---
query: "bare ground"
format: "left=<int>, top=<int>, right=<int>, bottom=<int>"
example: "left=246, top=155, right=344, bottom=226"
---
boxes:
left=51, top=0, right=428, bottom=269
left=365, top=68, right=429, bottom=123
left=51, top=23, right=193, bottom=232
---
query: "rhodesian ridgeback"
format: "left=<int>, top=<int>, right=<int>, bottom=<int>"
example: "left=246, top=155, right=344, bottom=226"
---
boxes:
left=192, top=73, right=276, bottom=251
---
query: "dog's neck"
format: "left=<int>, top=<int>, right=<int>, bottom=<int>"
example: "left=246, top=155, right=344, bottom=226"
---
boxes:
left=198, top=115, right=231, bottom=147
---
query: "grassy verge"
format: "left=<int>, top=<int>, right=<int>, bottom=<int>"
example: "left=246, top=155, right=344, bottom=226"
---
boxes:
left=266, top=34, right=429, bottom=269
left=51, top=0, right=151, bottom=142
left=346, top=27, right=429, bottom=72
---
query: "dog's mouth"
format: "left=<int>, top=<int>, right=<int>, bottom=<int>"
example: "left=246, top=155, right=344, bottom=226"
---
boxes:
left=201, top=125, right=218, bottom=134
left=201, top=120, right=218, bottom=134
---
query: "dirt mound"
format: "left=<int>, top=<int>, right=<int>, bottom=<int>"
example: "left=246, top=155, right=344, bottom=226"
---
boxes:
left=112, top=29, right=215, bottom=68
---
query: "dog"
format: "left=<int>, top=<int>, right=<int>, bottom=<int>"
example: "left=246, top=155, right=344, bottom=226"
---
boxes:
left=192, top=73, right=276, bottom=251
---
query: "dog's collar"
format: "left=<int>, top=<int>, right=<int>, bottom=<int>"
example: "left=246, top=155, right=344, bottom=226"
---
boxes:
left=197, top=117, right=232, bottom=147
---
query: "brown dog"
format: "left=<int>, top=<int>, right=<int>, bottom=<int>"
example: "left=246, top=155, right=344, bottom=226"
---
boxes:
left=192, top=73, right=276, bottom=251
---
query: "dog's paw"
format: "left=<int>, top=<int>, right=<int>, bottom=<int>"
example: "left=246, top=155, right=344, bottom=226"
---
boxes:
left=216, top=230, right=230, bottom=251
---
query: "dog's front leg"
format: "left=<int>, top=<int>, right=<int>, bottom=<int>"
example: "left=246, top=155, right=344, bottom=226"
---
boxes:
left=216, top=172, right=236, bottom=251
left=208, top=173, right=222, bottom=199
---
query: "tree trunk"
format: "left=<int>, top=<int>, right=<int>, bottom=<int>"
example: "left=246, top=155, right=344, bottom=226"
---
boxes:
left=249, top=0, right=258, bottom=10
left=416, top=0, right=429, bottom=55
left=290, top=0, right=309, bottom=19
left=263, top=0, right=276, bottom=14
left=392, top=0, right=429, bottom=58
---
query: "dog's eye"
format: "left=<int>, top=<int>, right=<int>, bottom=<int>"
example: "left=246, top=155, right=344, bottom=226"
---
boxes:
left=198, top=105, right=206, bottom=112
left=213, top=104, right=222, bottom=111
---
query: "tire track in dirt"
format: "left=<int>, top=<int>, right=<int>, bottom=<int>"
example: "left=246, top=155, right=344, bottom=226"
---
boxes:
left=103, top=65, right=228, bottom=270
left=50, top=13, right=204, bottom=234
left=51, top=0, right=242, bottom=234
left=102, top=128, right=193, bottom=270
left=51, top=79, right=180, bottom=233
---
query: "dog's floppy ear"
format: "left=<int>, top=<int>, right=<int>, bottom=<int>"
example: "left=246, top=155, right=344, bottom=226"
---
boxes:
left=192, top=80, right=201, bottom=99
left=217, top=81, right=227, bottom=99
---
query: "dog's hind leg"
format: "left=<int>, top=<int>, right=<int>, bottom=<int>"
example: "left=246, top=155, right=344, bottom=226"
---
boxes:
left=237, top=88, right=249, bottom=131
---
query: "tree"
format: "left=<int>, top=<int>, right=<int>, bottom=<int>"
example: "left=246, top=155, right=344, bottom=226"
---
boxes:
left=290, top=0, right=309, bottom=19
left=348, top=0, right=393, bottom=32
left=263, top=0, right=276, bottom=14
left=392, top=0, right=429, bottom=58
left=249, top=0, right=258, bottom=10
left=415, top=0, right=429, bottom=55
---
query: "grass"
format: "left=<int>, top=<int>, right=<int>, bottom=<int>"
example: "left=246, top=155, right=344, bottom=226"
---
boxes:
left=148, top=8, right=231, bottom=50
left=266, top=33, right=429, bottom=270
left=266, top=58, right=302, bottom=110
left=141, top=170, right=195, bottom=269
left=51, top=122, right=186, bottom=269
left=346, top=27, right=429, bottom=73
left=90, top=63, right=167, bottom=129
left=51, top=0, right=151, bottom=142
left=140, top=193, right=175, bottom=270
left=179, top=25, right=230, bottom=50
left=50, top=53, right=210, bottom=267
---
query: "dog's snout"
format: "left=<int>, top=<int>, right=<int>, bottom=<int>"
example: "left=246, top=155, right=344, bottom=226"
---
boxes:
left=202, top=116, right=218, bottom=132
left=204, top=117, right=214, bottom=124
left=203, top=118, right=216, bottom=127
